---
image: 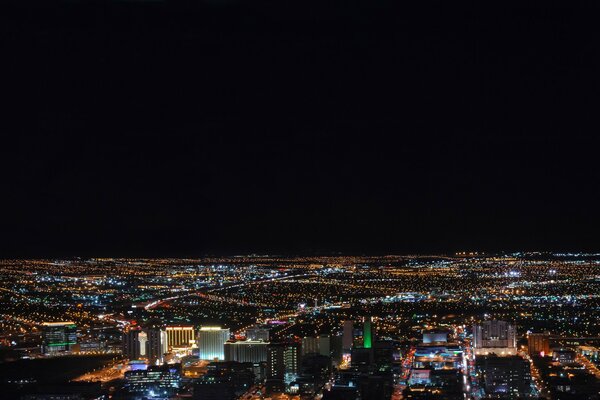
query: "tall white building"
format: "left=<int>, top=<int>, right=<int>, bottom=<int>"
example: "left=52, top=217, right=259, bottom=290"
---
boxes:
left=198, top=327, right=230, bottom=360
left=138, top=331, right=147, bottom=357
left=473, top=320, right=517, bottom=356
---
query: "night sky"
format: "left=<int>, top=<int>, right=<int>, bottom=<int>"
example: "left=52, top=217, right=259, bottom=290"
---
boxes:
left=2, top=1, right=600, bottom=257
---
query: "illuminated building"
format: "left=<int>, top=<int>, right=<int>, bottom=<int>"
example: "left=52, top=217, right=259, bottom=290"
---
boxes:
left=302, top=337, right=319, bottom=356
left=146, top=326, right=168, bottom=365
left=139, top=331, right=147, bottom=357
left=193, top=362, right=254, bottom=400
left=342, top=320, right=353, bottom=351
left=412, top=343, right=463, bottom=370
left=166, top=325, right=195, bottom=349
left=422, top=330, right=448, bottom=344
left=41, top=322, right=77, bottom=355
left=267, top=342, right=300, bottom=380
left=125, top=364, right=181, bottom=397
left=473, top=320, right=517, bottom=356
left=224, top=340, right=269, bottom=363
left=198, top=327, right=230, bottom=361
left=408, top=368, right=431, bottom=385
left=363, top=316, right=372, bottom=349
left=552, top=348, right=576, bottom=364
left=405, top=370, right=462, bottom=398
left=319, top=334, right=331, bottom=357
left=123, top=327, right=142, bottom=360
left=579, top=346, right=600, bottom=359
left=300, top=334, right=331, bottom=357
left=476, top=355, right=531, bottom=397
left=528, top=332, right=550, bottom=357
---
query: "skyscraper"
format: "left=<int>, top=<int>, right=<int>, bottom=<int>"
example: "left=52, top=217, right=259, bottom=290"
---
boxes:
left=139, top=331, right=147, bottom=357
left=363, top=316, right=373, bottom=349
left=166, top=325, right=195, bottom=349
left=473, top=320, right=517, bottom=356
left=146, top=326, right=168, bottom=365
left=301, top=337, right=320, bottom=356
left=528, top=332, right=550, bottom=357
left=319, top=334, right=331, bottom=357
left=198, top=327, right=230, bottom=361
left=478, top=355, right=532, bottom=397
left=267, top=342, right=300, bottom=380
left=224, top=340, right=269, bottom=363
left=342, top=321, right=353, bottom=351
left=41, top=322, right=77, bottom=355
left=123, top=326, right=142, bottom=360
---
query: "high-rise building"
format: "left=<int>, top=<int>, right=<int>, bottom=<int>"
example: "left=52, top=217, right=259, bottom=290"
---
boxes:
left=342, top=321, right=353, bottom=351
left=319, top=334, right=331, bottom=357
left=351, top=347, right=373, bottom=367
left=373, top=340, right=394, bottom=368
left=198, top=327, right=230, bottom=361
left=139, top=331, right=147, bottom=357
left=528, top=332, right=550, bottom=357
left=41, top=322, right=77, bottom=355
left=146, top=326, right=168, bottom=365
left=477, top=355, right=531, bottom=397
left=473, top=320, right=517, bottom=356
left=363, top=317, right=373, bottom=349
left=193, top=362, right=255, bottom=400
left=301, top=337, right=320, bottom=356
left=166, top=325, right=195, bottom=349
left=267, top=343, right=300, bottom=380
left=224, top=340, right=269, bottom=363
left=123, top=327, right=142, bottom=360
left=330, top=334, right=344, bottom=365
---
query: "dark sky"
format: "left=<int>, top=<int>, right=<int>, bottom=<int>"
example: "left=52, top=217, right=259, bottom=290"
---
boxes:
left=2, top=1, right=600, bottom=257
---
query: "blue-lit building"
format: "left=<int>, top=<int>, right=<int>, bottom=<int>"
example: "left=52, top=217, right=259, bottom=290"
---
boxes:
left=124, top=364, right=181, bottom=398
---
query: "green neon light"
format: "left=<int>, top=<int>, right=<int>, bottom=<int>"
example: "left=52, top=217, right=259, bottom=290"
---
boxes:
left=364, top=318, right=372, bottom=349
left=47, top=342, right=76, bottom=346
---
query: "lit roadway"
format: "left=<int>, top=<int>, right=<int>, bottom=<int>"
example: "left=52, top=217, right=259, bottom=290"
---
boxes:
left=577, top=353, right=600, bottom=379
left=72, top=357, right=125, bottom=383
left=518, top=349, right=547, bottom=399
left=143, top=273, right=315, bottom=311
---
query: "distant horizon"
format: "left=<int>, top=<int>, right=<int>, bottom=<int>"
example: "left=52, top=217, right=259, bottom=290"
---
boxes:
left=4, top=250, right=600, bottom=260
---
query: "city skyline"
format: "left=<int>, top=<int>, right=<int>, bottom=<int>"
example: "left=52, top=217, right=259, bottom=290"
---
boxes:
left=3, top=1, right=600, bottom=399
left=1, top=254, right=600, bottom=399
